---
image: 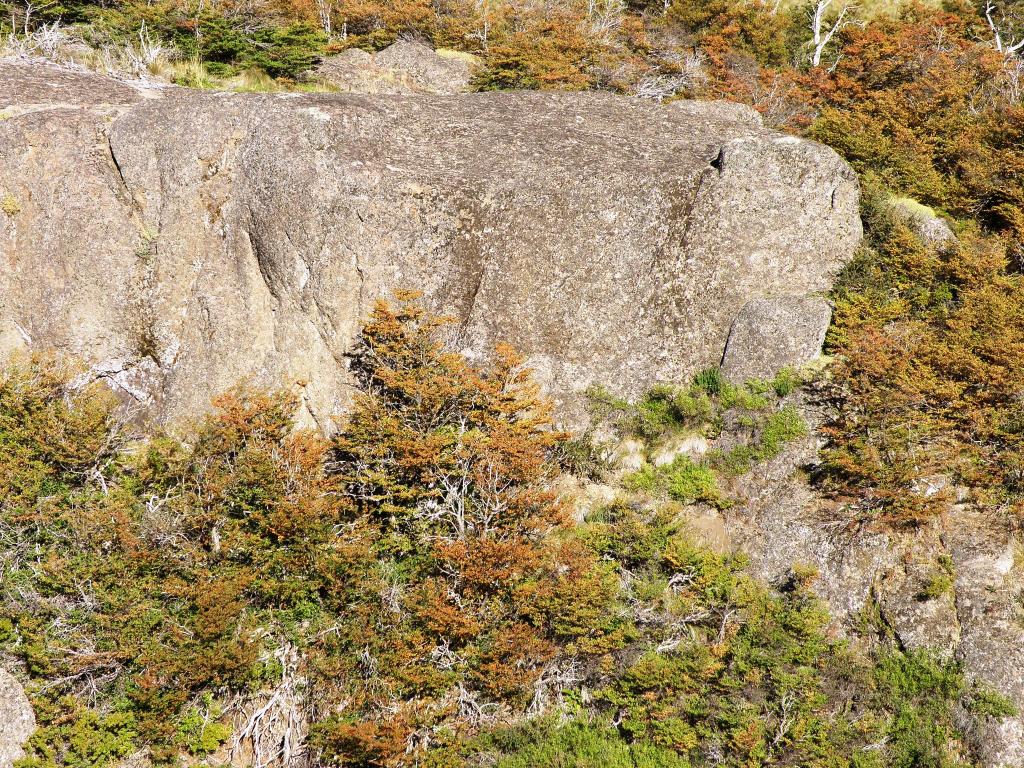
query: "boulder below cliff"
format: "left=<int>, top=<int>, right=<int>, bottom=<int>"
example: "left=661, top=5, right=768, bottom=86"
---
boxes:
left=721, top=295, right=832, bottom=382
left=0, top=59, right=860, bottom=430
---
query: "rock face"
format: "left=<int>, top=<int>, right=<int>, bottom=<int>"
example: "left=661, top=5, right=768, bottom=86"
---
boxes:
left=310, top=40, right=477, bottom=95
left=0, top=59, right=859, bottom=431
left=717, top=397, right=1024, bottom=768
left=0, top=669, right=35, bottom=768
left=891, top=195, right=956, bottom=246
left=720, top=296, right=832, bottom=382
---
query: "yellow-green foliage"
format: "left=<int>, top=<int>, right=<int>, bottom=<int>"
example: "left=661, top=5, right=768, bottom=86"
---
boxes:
left=890, top=195, right=940, bottom=221
left=596, top=368, right=808, bottom=507
left=624, top=454, right=723, bottom=507
left=918, top=555, right=956, bottom=602
left=513, top=502, right=1009, bottom=768
left=2, top=193, right=21, bottom=216
left=176, top=695, right=231, bottom=756
left=776, top=0, right=941, bottom=17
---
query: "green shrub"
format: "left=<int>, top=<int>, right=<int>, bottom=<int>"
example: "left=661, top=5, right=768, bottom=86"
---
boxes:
left=664, top=456, right=719, bottom=504
left=873, top=650, right=970, bottom=768
left=769, top=367, right=801, bottom=397
left=18, top=707, right=137, bottom=768
left=968, top=686, right=1018, bottom=719
left=176, top=694, right=231, bottom=756
left=712, top=406, right=808, bottom=476
left=624, top=456, right=722, bottom=506
left=917, top=555, right=956, bottom=601
left=493, top=721, right=689, bottom=768
left=172, top=15, right=325, bottom=79
left=759, top=406, right=809, bottom=457
left=692, top=366, right=724, bottom=396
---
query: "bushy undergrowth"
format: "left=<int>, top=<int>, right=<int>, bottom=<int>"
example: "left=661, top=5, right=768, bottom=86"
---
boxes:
left=1, top=298, right=1010, bottom=767
left=486, top=503, right=1012, bottom=768
left=817, top=183, right=1024, bottom=525
left=0, top=296, right=617, bottom=766
left=591, top=368, right=810, bottom=507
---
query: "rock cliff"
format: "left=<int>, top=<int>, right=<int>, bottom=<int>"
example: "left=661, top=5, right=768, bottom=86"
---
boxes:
left=309, top=39, right=478, bottom=94
left=4, top=57, right=1024, bottom=768
left=0, top=59, right=860, bottom=431
left=0, top=669, right=34, bottom=768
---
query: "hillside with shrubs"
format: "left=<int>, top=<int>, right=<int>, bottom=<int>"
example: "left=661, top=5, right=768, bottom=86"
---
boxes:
left=3, top=294, right=1017, bottom=768
left=3, top=0, right=1024, bottom=766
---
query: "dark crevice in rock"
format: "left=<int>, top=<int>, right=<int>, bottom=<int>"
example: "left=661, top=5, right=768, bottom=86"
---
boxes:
left=709, top=147, right=725, bottom=172
left=106, top=132, right=132, bottom=201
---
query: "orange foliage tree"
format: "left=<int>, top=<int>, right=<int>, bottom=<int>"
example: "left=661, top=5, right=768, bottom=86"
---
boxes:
left=811, top=5, right=1024, bottom=245
left=2, top=297, right=619, bottom=766
left=312, top=291, right=617, bottom=765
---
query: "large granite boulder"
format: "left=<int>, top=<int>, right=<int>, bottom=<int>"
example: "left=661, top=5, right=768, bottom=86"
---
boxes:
left=0, top=59, right=860, bottom=431
left=720, top=296, right=832, bottom=382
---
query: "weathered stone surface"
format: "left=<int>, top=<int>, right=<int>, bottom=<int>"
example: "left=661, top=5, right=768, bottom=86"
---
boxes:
left=0, top=669, right=34, bottom=768
left=310, top=48, right=418, bottom=95
left=373, top=40, right=477, bottom=93
left=720, top=295, right=832, bottom=382
left=0, top=59, right=146, bottom=106
left=721, top=395, right=1024, bottom=767
left=311, top=40, right=477, bottom=95
left=947, top=515, right=1024, bottom=767
left=0, top=59, right=861, bottom=430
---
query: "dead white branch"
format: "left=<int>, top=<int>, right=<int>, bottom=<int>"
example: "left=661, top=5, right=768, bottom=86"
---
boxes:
left=810, top=0, right=855, bottom=67
left=232, top=642, right=308, bottom=768
left=986, top=0, right=1024, bottom=56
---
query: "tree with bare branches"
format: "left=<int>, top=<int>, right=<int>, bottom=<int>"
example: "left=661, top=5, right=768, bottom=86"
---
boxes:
left=809, top=0, right=856, bottom=67
left=985, top=0, right=1024, bottom=56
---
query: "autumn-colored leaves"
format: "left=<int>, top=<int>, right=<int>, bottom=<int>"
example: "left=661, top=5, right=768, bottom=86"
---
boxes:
left=1, top=292, right=614, bottom=766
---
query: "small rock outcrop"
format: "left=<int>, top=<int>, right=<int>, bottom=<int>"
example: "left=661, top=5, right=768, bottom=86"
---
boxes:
left=0, top=669, right=34, bottom=768
left=0, top=59, right=860, bottom=430
left=721, top=399, right=1024, bottom=767
left=890, top=195, right=956, bottom=246
left=720, top=296, right=832, bottom=382
left=311, top=40, right=478, bottom=94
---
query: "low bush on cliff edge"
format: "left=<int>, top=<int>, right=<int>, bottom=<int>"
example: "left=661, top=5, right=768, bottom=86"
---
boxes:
left=588, top=369, right=810, bottom=508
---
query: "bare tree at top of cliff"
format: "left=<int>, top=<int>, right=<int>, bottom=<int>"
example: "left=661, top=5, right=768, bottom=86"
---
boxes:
left=985, top=0, right=1024, bottom=56
left=468, top=0, right=500, bottom=50
left=314, top=0, right=331, bottom=39
left=809, top=0, right=856, bottom=68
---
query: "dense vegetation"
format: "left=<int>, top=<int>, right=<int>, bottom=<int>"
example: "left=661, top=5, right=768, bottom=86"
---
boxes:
left=5, top=0, right=1024, bottom=764
left=2, top=296, right=1014, bottom=767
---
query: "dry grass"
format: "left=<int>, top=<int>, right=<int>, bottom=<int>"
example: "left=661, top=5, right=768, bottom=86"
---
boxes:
left=435, top=47, right=483, bottom=67
left=0, top=25, right=330, bottom=93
